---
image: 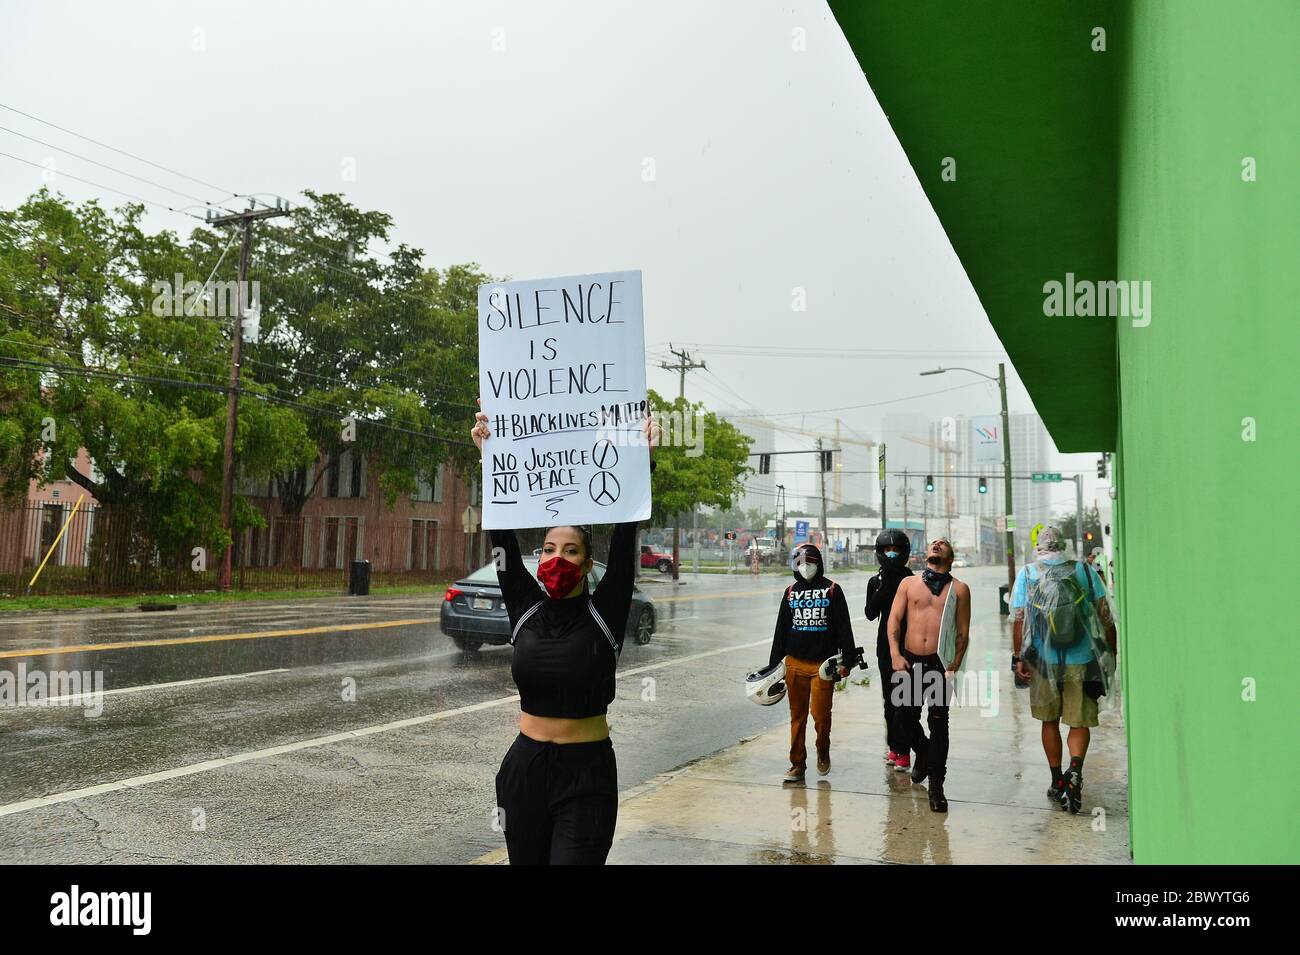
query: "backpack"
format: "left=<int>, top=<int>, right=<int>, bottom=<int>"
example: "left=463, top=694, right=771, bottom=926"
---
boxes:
left=1028, top=561, right=1089, bottom=650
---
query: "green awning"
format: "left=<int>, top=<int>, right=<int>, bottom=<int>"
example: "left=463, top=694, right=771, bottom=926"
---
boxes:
left=829, top=0, right=1122, bottom=451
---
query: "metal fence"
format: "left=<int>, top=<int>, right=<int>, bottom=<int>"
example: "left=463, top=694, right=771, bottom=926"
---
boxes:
left=0, top=503, right=474, bottom=597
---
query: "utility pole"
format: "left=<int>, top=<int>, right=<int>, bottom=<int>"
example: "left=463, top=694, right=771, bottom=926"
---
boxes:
left=1073, top=473, right=1085, bottom=557
left=920, top=363, right=1016, bottom=596
left=775, top=484, right=786, bottom=555
left=878, top=442, right=887, bottom=529
left=658, top=345, right=705, bottom=582
left=902, top=467, right=909, bottom=534
left=998, top=362, right=1016, bottom=599
left=832, top=418, right=843, bottom=508
left=817, top=438, right=829, bottom=563
left=209, top=202, right=290, bottom=591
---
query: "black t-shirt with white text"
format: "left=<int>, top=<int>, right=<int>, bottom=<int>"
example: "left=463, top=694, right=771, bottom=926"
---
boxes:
left=769, top=574, right=857, bottom=667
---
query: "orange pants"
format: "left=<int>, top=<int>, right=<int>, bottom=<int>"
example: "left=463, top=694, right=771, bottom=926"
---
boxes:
left=785, top=655, right=834, bottom=772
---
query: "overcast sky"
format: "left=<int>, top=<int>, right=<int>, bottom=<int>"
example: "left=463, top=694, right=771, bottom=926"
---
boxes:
left=0, top=0, right=1101, bottom=515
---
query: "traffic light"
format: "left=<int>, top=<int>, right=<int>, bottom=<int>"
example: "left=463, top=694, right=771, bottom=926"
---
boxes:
left=1097, top=456, right=1107, bottom=478
left=821, top=450, right=833, bottom=472
left=925, top=475, right=935, bottom=492
left=758, top=454, right=770, bottom=475
left=978, top=477, right=987, bottom=494
left=1085, top=531, right=1094, bottom=543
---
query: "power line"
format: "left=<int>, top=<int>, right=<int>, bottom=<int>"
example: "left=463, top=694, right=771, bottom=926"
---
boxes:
left=0, top=124, right=237, bottom=213
left=0, top=102, right=240, bottom=200
left=0, top=337, right=230, bottom=387
left=717, top=380, right=987, bottom=418
left=0, top=149, right=212, bottom=222
left=657, top=341, right=1007, bottom=361
left=0, top=355, right=476, bottom=448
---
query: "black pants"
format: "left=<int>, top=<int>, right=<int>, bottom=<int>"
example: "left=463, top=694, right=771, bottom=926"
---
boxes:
left=494, top=733, right=618, bottom=865
left=892, top=650, right=951, bottom=778
left=877, top=643, right=907, bottom=754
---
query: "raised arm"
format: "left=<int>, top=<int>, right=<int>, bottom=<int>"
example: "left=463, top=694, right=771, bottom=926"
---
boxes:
left=488, top=527, right=543, bottom=620
left=589, top=415, right=659, bottom=643
left=590, top=519, right=639, bottom=640
left=473, top=407, right=543, bottom=621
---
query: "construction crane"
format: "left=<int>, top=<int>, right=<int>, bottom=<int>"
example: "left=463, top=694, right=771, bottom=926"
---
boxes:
left=904, top=433, right=967, bottom=522
left=729, top=416, right=875, bottom=508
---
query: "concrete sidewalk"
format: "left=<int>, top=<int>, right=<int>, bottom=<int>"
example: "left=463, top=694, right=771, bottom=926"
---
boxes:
left=605, top=672, right=1131, bottom=865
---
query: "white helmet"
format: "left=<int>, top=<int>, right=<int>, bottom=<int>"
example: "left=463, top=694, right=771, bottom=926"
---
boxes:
left=745, top=661, right=787, bottom=706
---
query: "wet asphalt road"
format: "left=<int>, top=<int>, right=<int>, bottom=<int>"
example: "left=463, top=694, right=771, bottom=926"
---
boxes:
left=0, top=569, right=878, bottom=864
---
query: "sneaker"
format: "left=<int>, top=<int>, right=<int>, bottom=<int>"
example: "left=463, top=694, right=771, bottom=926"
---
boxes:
left=817, top=755, right=831, bottom=775
left=892, top=753, right=911, bottom=772
left=782, top=766, right=806, bottom=783
left=1047, top=777, right=1067, bottom=807
left=885, top=750, right=899, bottom=765
left=1061, top=769, right=1083, bottom=814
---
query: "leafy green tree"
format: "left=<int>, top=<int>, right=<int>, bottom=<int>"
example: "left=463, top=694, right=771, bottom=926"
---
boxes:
left=647, top=388, right=752, bottom=525
left=1055, top=505, right=1103, bottom=552
left=0, top=190, right=315, bottom=585
left=248, top=193, right=486, bottom=516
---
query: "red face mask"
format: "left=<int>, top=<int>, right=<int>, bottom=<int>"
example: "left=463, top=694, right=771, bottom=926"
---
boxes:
left=536, top=554, right=586, bottom=598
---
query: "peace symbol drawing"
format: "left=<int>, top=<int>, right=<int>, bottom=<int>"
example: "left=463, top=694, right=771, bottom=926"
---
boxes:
left=589, top=470, right=621, bottom=506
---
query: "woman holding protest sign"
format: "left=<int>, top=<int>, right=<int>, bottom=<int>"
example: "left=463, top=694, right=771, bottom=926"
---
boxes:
left=471, top=405, right=658, bottom=865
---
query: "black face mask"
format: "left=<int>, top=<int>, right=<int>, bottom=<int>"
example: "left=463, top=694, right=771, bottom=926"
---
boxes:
left=921, top=568, right=952, bottom=596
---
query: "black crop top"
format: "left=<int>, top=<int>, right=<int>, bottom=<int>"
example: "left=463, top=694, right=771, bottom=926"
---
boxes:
left=488, top=520, right=639, bottom=719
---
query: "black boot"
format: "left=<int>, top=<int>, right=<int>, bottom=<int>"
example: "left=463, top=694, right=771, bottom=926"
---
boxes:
left=928, top=774, right=948, bottom=813
left=910, top=741, right=929, bottom=784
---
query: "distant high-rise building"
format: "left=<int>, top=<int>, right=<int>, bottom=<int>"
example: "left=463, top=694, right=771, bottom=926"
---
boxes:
left=922, top=412, right=1055, bottom=531
left=1009, top=412, right=1056, bottom=551
left=880, top=412, right=931, bottom=517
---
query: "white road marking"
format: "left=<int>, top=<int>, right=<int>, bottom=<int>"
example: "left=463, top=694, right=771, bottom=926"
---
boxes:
left=0, top=637, right=770, bottom=818
left=0, top=694, right=522, bottom=818
left=4, top=668, right=290, bottom=708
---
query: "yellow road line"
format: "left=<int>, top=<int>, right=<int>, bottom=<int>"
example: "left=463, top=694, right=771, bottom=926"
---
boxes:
left=0, top=618, right=436, bottom=661
left=0, top=584, right=810, bottom=660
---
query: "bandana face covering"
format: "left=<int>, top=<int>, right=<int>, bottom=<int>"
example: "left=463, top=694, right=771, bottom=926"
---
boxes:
left=536, top=555, right=586, bottom=598
left=921, top=568, right=952, bottom=596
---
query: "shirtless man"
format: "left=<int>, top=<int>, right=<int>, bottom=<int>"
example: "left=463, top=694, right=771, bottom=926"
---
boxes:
left=886, top=538, right=971, bottom=812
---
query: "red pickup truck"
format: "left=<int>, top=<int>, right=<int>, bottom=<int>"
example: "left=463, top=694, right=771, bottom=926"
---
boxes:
left=640, top=544, right=677, bottom=573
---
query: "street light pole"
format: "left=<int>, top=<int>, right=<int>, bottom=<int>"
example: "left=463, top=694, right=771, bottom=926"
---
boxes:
left=1073, top=473, right=1084, bottom=558
left=921, top=363, right=1017, bottom=596
left=997, top=362, right=1015, bottom=597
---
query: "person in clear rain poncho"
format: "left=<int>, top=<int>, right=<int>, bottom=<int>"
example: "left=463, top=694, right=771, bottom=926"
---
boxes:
left=1011, top=526, right=1117, bottom=814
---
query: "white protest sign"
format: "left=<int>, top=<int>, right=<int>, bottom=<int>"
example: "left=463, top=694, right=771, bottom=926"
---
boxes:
left=477, top=269, right=650, bottom=530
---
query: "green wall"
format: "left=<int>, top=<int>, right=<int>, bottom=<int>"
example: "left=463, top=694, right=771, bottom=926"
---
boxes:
left=1115, top=0, right=1299, bottom=863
